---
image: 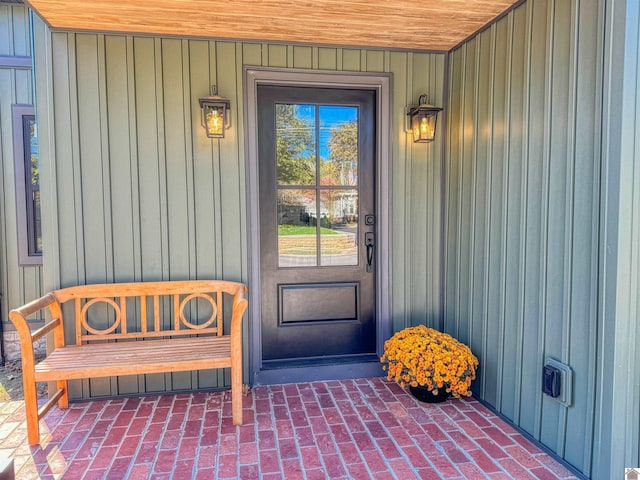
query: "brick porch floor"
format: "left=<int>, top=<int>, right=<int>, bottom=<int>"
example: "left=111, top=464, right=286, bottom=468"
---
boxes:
left=1, top=378, right=579, bottom=479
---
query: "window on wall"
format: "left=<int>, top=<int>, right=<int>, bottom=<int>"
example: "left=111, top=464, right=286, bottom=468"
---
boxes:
left=12, top=105, right=42, bottom=265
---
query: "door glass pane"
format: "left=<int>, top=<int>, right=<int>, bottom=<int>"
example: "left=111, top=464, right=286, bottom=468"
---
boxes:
left=320, top=106, right=358, bottom=186
left=320, top=189, right=358, bottom=266
left=23, top=115, right=42, bottom=255
left=278, top=189, right=317, bottom=267
left=276, top=104, right=316, bottom=186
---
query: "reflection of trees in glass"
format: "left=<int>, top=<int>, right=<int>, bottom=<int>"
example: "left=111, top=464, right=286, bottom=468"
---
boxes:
left=30, top=120, right=38, bottom=185
left=278, top=189, right=313, bottom=209
left=321, top=121, right=357, bottom=223
left=327, top=121, right=357, bottom=186
left=22, top=116, right=41, bottom=255
left=276, top=105, right=315, bottom=185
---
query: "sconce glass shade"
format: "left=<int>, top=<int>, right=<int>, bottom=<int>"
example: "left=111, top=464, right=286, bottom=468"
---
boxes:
left=203, top=104, right=225, bottom=138
left=199, top=88, right=231, bottom=138
left=407, top=95, right=443, bottom=143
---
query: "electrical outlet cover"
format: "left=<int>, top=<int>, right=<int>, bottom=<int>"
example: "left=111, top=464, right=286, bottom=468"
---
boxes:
left=543, top=357, right=573, bottom=407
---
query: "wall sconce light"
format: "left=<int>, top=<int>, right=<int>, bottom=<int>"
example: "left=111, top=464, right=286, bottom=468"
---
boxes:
left=406, top=94, right=443, bottom=143
left=199, top=85, right=231, bottom=138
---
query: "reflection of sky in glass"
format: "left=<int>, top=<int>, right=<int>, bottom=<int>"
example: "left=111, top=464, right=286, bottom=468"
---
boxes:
left=30, top=119, right=38, bottom=157
left=25, top=117, right=39, bottom=185
left=295, top=105, right=315, bottom=124
left=297, top=105, right=358, bottom=159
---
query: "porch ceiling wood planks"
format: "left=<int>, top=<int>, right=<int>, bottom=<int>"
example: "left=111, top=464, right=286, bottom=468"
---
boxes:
left=23, top=0, right=520, bottom=51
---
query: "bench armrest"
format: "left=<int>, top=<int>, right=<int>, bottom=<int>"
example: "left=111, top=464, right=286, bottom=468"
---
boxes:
left=9, top=293, right=65, bottom=368
left=230, top=285, right=248, bottom=339
left=230, top=287, right=248, bottom=364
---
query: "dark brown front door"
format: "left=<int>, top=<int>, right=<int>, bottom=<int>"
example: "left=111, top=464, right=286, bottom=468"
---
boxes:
left=258, top=86, right=376, bottom=367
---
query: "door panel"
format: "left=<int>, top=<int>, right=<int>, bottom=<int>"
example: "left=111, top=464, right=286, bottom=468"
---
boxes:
left=258, top=86, right=376, bottom=364
left=279, top=283, right=358, bottom=323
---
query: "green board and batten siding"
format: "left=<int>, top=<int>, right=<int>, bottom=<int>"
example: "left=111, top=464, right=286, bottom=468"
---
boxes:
left=446, top=0, right=640, bottom=477
left=32, top=17, right=445, bottom=399
left=445, top=0, right=603, bottom=476
left=0, top=5, right=43, bottom=347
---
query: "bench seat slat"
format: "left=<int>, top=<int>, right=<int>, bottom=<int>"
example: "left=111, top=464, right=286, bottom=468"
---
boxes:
left=34, top=336, right=231, bottom=382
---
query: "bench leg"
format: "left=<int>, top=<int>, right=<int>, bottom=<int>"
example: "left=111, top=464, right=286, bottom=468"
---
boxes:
left=23, top=379, right=40, bottom=445
left=56, top=380, right=68, bottom=409
left=231, top=362, right=243, bottom=426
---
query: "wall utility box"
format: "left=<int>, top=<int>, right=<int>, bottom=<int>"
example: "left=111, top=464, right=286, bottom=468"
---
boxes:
left=543, top=357, right=573, bottom=407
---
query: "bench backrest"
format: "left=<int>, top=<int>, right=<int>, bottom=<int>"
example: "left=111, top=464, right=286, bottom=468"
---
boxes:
left=52, top=280, right=247, bottom=346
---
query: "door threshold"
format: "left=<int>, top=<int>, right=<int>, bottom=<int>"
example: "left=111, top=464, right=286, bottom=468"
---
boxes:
left=253, top=359, right=383, bottom=386
left=262, top=353, right=379, bottom=370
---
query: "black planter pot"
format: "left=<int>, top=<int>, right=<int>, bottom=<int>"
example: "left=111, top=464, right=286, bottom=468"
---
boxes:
left=409, top=385, right=450, bottom=403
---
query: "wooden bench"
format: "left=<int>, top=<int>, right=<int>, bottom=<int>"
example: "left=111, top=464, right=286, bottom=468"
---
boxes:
left=9, top=280, right=248, bottom=445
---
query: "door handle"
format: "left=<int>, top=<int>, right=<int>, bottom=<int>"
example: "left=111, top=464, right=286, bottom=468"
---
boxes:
left=365, top=232, right=374, bottom=273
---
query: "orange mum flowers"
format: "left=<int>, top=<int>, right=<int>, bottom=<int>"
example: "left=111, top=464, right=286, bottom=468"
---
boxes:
left=380, top=325, right=479, bottom=398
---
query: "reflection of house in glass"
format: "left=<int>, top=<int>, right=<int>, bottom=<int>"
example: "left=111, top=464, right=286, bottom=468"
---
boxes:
left=277, top=188, right=358, bottom=268
left=323, top=190, right=358, bottom=225
left=278, top=191, right=315, bottom=226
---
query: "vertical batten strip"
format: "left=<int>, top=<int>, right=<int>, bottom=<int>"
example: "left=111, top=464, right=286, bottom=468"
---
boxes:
left=97, top=34, right=114, bottom=284
left=435, top=53, right=444, bottom=329
left=585, top=2, right=604, bottom=475
left=155, top=38, right=169, bottom=282
left=481, top=24, right=497, bottom=398
left=446, top=48, right=460, bottom=337
left=497, top=9, right=515, bottom=414
left=260, top=43, right=268, bottom=66
left=455, top=45, right=466, bottom=341
left=429, top=53, right=436, bottom=327
left=209, top=41, right=223, bottom=281
left=388, top=50, right=408, bottom=333
left=404, top=52, right=413, bottom=328
left=535, top=0, right=554, bottom=441
left=126, top=36, right=142, bottom=282
left=6, top=4, right=15, bottom=54
left=439, top=53, right=447, bottom=330
left=556, top=0, right=580, bottom=458
left=443, top=52, right=451, bottom=333
left=410, top=52, right=429, bottom=326
left=235, top=42, right=248, bottom=285
left=426, top=54, right=434, bottom=326
left=286, top=45, right=293, bottom=68
left=182, top=39, right=197, bottom=281
left=469, top=37, right=480, bottom=351
left=514, top=0, right=535, bottom=425
left=69, top=34, right=86, bottom=289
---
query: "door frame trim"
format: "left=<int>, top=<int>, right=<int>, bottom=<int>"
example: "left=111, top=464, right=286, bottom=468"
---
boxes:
left=243, top=67, right=393, bottom=384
